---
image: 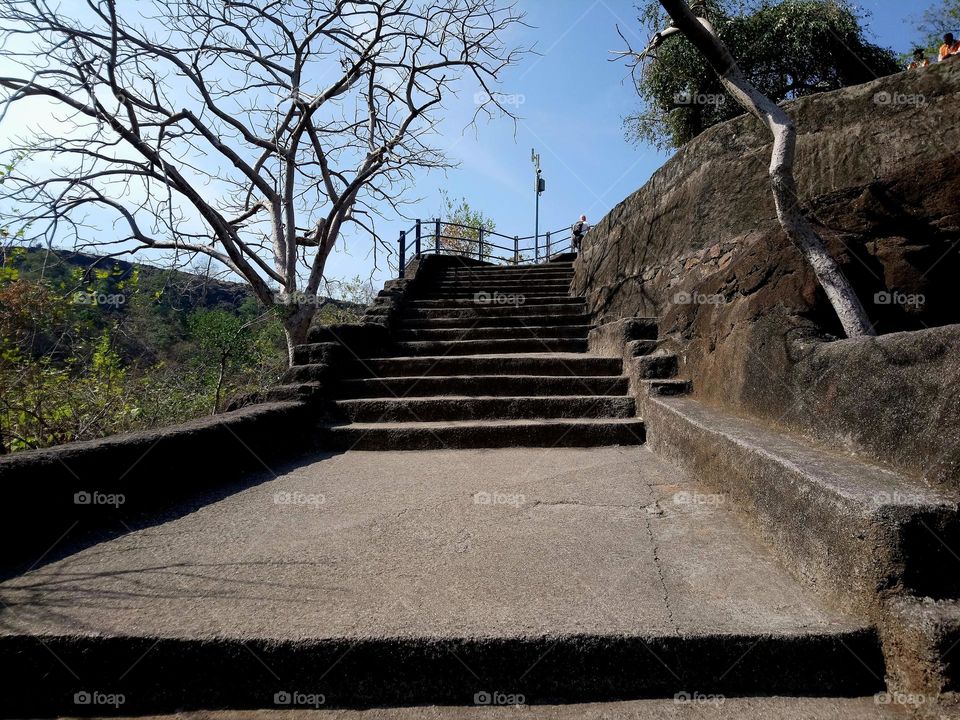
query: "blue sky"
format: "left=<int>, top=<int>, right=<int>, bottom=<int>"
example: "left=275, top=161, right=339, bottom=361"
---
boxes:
left=327, top=0, right=946, bottom=289
left=0, top=0, right=947, bottom=293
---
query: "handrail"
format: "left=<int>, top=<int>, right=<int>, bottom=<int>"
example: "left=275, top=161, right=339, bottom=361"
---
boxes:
left=396, top=217, right=574, bottom=278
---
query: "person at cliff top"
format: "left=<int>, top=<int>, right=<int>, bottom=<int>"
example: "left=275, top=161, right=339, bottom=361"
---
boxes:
left=909, top=49, right=930, bottom=69
left=572, top=215, right=590, bottom=252
left=939, top=33, right=960, bottom=61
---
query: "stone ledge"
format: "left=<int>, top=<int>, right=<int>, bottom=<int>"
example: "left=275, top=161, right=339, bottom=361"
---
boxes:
left=883, top=596, right=960, bottom=698
left=0, top=401, right=315, bottom=571
left=643, top=395, right=960, bottom=614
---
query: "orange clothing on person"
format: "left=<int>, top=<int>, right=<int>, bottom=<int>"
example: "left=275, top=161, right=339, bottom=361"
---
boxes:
left=909, top=58, right=930, bottom=69
left=939, top=41, right=960, bottom=61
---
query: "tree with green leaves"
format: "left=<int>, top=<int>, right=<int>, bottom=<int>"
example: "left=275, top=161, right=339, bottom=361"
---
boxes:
left=438, top=191, right=497, bottom=259
left=622, top=0, right=901, bottom=149
left=187, top=310, right=260, bottom=415
left=617, top=0, right=876, bottom=338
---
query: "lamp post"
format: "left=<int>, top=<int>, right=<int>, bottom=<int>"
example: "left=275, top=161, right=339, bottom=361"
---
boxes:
left=531, top=148, right=545, bottom=261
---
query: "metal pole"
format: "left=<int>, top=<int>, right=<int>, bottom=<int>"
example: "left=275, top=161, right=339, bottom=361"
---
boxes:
left=435, top=218, right=441, bottom=254
left=546, top=231, right=551, bottom=259
left=531, top=148, right=542, bottom=263
left=399, top=230, right=406, bottom=279
left=478, top=226, right=484, bottom=262
left=514, top=235, right=519, bottom=265
left=415, top=219, right=421, bottom=257
left=534, top=188, right=539, bottom=261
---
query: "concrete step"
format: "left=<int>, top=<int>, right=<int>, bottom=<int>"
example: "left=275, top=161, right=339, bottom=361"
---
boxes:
left=333, top=374, right=632, bottom=399
left=333, top=395, right=637, bottom=422
left=633, top=353, right=680, bottom=379
left=416, top=288, right=572, bottom=299
left=641, top=379, right=693, bottom=396
left=319, top=417, right=646, bottom=449
left=438, top=261, right=573, bottom=272
left=402, top=303, right=586, bottom=319
left=644, top=395, right=960, bottom=607
left=435, top=272, right=574, bottom=284
left=400, top=313, right=592, bottom=329
left=92, top=699, right=920, bottom=718
left=436, top=268, right=573, bottom=279
left=407, top=296, right=583, bottom=308
left=0, top=447, right=886, bottom=714
left=386, top=337, right=588, bottom=356
left=341, top=354, right=625, bottom=379
left=428, top=279, right=573, bottom=288
left=394, top=325, right=591, bottom=341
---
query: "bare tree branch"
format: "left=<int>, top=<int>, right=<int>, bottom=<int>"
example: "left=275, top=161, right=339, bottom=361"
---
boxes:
left=0, top=0, right=528, bottom=360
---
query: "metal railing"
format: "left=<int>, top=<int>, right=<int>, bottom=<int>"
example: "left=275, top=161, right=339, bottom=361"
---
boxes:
left=396, top=218, right=573, bottom=278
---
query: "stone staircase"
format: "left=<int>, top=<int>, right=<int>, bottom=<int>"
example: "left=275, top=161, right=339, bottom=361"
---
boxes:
left=296, top=259, right=663, bottom=450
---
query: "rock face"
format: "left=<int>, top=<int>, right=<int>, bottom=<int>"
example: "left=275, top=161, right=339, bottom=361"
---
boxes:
left=574, top=61, right=960, bottom=489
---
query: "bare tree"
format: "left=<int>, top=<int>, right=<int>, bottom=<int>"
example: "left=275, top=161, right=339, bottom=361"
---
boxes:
left=615, top=0, right=875, bottom=338
left=0, top=0, right=527, bottom=362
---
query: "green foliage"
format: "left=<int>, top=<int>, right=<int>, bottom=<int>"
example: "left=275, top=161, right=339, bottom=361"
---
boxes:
left=628, top=0, right=901, bottom=149
left=438, top=190, right=497, bottom=258
left=187, top=309, right=261, bottom=413
left=0, top=248, right=290, bottom=453
left=312, top=275, right=377, bottom=325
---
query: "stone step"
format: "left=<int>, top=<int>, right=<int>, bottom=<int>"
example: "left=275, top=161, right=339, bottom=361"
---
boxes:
left=428, top=279, right=573, bottom=289
left=0, top=447, right=886, bottom=714
left=435, top=267, right=573, bottom=277
left=386, top=337, right=588, bottom=356
left=340, top=354, right=625, bottom=379
left=319, top=417, right=646, bottom=449
left=86, top=699, right=914, bottom=719
left=416, top=287, right=572, bottom=298
left=406, top=296, right=583, bottom=308
left=439, top=261, right=573, bottom=271
left=332, top=395, right=637, bottom=422
left=633, top=353, right=680, bottom=379
left=402, top=303, right=586, bottom=319
left=435, top=271, right=574, bottom=283
left=332, top=374, right=632, bottom=399
left=399, top=313, right=592, bottom=329
left=642, top=378, right=694, bottom=396
left=644, top=395, right=960, bottom=606
left=394, top=325, right=591, bottom=341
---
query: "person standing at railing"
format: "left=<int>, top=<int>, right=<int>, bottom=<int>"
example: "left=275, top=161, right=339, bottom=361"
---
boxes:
left=572, top=215, right=591, bottom=252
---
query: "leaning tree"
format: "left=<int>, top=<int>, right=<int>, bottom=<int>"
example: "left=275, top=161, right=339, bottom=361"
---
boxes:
left=616, top=0, right=875, bottom=338
left=0, top=0, right=526, bottom=362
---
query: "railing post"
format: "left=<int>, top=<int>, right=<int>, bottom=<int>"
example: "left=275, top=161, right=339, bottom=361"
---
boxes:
left=435, top=218, right=441, bottom=254
left=398, top=230, right=406, bottom=279
left=478, top=226, right=484, bottom=262
left=415, top=219, right=421, bottom=257
left=514, top=235, right=519, bottom=265
left=546, top=231, right=551, bottom=259
left=535, top=233, right=539, bottom=264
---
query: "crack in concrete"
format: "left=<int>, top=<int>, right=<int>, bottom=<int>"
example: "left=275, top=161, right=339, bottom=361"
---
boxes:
left=528, top=499, right=652, bottom=511
left=642, top=483, right=680, bottom=636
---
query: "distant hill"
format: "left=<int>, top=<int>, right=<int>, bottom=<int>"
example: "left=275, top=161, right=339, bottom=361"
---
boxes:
left=16, top=246, right=272, bottom=311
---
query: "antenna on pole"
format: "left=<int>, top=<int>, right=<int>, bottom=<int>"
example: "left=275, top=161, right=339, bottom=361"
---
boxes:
left=531, top=148, right=545, bottom=261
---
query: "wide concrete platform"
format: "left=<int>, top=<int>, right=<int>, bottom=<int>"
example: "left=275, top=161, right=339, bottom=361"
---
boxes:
left=90, top=697, right=911, bottom=719
left=0, top=447, right=883, bottom=714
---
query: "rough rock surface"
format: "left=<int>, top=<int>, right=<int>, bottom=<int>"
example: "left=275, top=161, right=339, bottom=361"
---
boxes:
left=573, top=61, right=960, bottom=488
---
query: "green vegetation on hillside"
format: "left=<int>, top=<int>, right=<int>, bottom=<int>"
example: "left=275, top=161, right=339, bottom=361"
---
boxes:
left=0, top=247, right=371, bottom=454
